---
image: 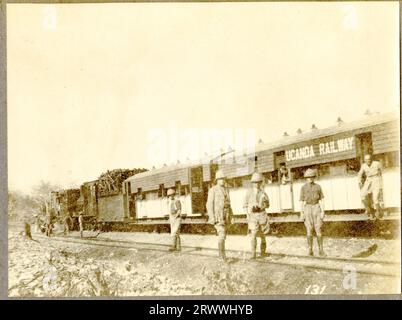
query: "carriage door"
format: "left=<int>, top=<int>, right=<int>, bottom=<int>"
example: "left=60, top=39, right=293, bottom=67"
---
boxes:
left=190, top=166, right=205, bottom=214
left=209, top=163, right=219, bottom=188
left=125, top=181, right=136, bottom=220
left=355, top=132, right=373, bottom=164
left=275, top=151, right=294, bottom=211
left=89, top=184, right=98, bottom=217
left=123, top=181, right=129, bottom=219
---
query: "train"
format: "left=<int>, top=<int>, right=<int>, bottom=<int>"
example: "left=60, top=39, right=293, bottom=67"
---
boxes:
left=50, top=112, right=400, bottom=229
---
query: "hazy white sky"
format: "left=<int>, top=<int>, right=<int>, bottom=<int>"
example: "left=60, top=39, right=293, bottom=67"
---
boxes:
left=7, top=2, right=400, bottom=193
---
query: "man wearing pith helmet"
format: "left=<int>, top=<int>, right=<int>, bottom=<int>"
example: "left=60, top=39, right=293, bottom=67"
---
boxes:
left=206, top=169, right=233, bottom=262
left=167, top=188, right=182, bottom=252
left=243, top=172, right=270, bottom=260
left=299, top=168, right=326, bottom=256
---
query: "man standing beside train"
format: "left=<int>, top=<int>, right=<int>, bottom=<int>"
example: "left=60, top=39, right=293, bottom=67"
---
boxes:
left=300, top=168, right=326, bottom=257
left=243, top=172, right=270, bottom=260
left=167, top=188, right=182, bottom=252
left=358, top=154, right=384, bottom=220
left=78, top=212, right=84, bottom=238
left=45, top=201, right=53, bottom=237
left=206, top=169, right=233, bottom=262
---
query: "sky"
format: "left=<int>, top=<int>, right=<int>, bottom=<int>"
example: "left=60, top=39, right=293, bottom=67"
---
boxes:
left=7, top=2, right=400, bottom=193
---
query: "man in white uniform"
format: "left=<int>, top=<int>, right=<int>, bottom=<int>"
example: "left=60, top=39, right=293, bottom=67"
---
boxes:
left=358, top=154, right=384, bottom=220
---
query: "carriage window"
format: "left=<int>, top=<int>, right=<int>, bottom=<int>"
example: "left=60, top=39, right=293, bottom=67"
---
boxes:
left=388, top=151, right=399, bottom=168
left=346, top=159, right=360, bottom=173
left=291, top=167, right=304, bottom=180
left=145, top=191, right=158, bottom=200
left=180, top=186, right=188, bottom=196
left=225, top=179, right=234, bottom=188
left=374, top=152, right=399, bottom=169
left=329, top=164, right=346, bottom=176
left=230, top=177, right=242, bottom=188
left=271, top=170, right=279, bottom=183
left=158, top=184, right=164, bottom=198
left=241, top=177, right=251, bottom=188
left=318, top=165, right=330, bottom=177
left=262, top=172, right=273, bottom=184
left=291, top=166, right=320, bottom=180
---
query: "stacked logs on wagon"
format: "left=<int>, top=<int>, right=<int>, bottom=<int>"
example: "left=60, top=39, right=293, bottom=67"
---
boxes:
left=97, top=168, right=147, bottom=197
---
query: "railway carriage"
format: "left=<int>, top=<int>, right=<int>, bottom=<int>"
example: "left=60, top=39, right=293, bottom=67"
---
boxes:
left=53, top=112, right=399, bottom=228
left=221, top=112, right=400, bottom=223
left=123, top=161, right=220, bottom=223
left=123, top=112, right=400, bottom=225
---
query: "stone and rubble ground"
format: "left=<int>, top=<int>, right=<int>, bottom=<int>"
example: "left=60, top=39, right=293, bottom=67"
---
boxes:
left=8, top=224, right=401, bottom=297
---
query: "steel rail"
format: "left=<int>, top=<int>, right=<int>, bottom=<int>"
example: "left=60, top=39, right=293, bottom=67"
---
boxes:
left=31, top=233, right=400, bottom=278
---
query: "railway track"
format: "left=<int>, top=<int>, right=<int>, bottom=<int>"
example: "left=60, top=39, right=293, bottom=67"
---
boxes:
left=32, top=232, right=400, bottom=278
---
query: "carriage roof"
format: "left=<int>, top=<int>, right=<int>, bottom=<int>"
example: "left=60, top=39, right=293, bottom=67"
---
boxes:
left=255, top=112, right=398, bottom=153
left=126, top=112, right=398, bottom=190
left=125, top=151, right=233, bottom=191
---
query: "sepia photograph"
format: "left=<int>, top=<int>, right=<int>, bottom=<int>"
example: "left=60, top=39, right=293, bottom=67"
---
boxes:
left=4, top=0, right=401, bottom=298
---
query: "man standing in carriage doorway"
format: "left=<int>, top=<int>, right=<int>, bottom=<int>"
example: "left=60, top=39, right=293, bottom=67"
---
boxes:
left=243, top=172, right=270, bottom=260
left=167, top=188, right=182, bottom=252
left=300, top=168, right=326, bottom=257
left=358, top=154, right=384, bottom=220
left=206, top=169, right=233, bottom=262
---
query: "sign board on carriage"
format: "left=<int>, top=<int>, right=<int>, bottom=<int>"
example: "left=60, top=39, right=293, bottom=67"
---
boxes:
left=285, top=136, right=355, bottom=162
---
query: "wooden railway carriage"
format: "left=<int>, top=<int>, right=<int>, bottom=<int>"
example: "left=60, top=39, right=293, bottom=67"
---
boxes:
left=123, top=161, right=220, bottom=222
left=220, top=112, right=400, bottom=222
left=55, top=112, right=398, bottom=226
left=124, top=112, right=399, bottom=224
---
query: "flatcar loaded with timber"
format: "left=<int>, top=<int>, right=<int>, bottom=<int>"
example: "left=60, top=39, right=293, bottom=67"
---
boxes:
left=52, top=112, right=400, bottom=229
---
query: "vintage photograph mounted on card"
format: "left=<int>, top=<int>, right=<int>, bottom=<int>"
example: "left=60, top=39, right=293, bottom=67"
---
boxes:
left=6, top=1, right=400, bottom=297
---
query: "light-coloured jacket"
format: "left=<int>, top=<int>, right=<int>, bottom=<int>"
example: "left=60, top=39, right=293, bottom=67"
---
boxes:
left=243, top=187, right=270, bottom=215
left=168, top=198, right=182, bottom=235
left=358, top=161, right=383, bottom=188
left=206, top=185, right=232, bottom=226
